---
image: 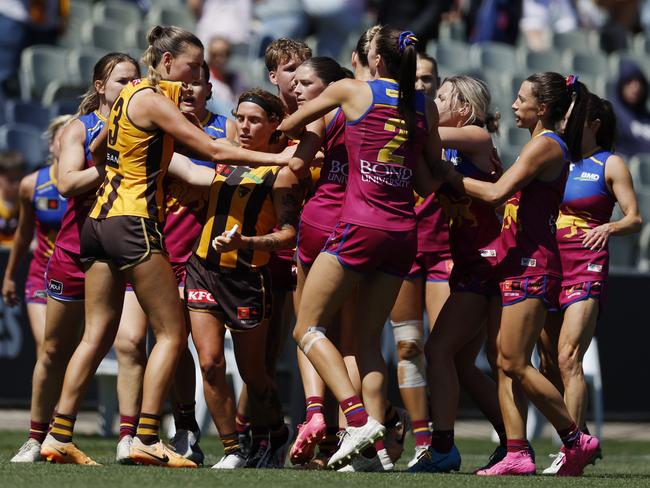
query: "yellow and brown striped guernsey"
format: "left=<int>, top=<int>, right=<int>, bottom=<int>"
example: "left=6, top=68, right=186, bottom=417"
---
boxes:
left=89, top=79, right=182, bottom=222
left=195, top=164, right=280, bottom=269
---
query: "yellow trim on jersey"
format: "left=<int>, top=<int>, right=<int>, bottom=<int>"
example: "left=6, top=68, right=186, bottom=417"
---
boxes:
left=89, top=79, right=182, bottom=221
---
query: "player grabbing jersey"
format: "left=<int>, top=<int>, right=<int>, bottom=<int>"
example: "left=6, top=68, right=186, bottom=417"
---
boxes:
left=539, top=94, right=641, bottom=474
left=409, top=76, right=505, bottom=474
left=185, top=90, right=301, bottom=469
left=280, top=27, right=442, bottom=470
left=442, top=73, right=600, bottom=477
left=10, top=54, right=141, bottom=465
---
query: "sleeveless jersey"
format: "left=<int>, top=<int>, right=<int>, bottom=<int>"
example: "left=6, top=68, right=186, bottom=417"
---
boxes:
left=33, top=165, right=67, bottom=263
left=300, top=108, right=347, bottom=232
left=55, top=110, right=106, bottom=254
left=498, top=130, right=569, bottom=279
left=438, top=148, right=501, bottom=269
left=194, top=164, right=281, bottom=269
left=0, top=198, right=18, bottom=247
left=340, top=78, right=428, bottom=231
left=164, top=112, right=227, bottom=264
left=556, top=149, right=616, bottom=284
left=415, top=194, right=449, bottom=253
left=89, top=79, right=182, bottom=222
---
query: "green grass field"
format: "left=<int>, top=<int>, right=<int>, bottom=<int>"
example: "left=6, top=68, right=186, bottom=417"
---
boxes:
left=1, top=431, right=649, bottom=487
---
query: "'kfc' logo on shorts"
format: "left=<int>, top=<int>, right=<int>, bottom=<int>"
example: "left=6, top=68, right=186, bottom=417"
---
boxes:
left=187, top=289, right=216, bottom=303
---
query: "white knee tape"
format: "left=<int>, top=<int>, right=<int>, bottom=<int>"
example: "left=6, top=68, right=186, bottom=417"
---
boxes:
left=300, top=326, right=327, bottom=354
left=398, top=356, right=427, bottom=388
left=391, top=320, right=424, bottom=345
left=392, top=320, right=426, bottom=388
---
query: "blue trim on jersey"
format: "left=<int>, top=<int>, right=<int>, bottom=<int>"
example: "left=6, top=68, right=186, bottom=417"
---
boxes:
left=346, top=79, right=426, bottom=127
left=563, top=149, right=612, bottom=203
left=34, top=166, right=67, bottom=227
left=190, top=112, right=228, bottom=169
left=326, top=107, right=342, bottom=132
left=444, top=148, right=491, bottom=179
left=540, top=131, right=569, bottom=162
left=78, top=111, right=106, bottom=162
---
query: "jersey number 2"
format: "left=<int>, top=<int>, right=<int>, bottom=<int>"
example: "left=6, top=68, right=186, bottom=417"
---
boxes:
left=378, top=118, right=408, bottom=164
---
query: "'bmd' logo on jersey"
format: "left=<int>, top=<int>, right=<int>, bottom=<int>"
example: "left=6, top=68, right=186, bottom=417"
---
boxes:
left=575, top=172, right=599, bottom=182
left=187, top=289, right=217, bottom=304
left=360, top=160, right=413, bottom=188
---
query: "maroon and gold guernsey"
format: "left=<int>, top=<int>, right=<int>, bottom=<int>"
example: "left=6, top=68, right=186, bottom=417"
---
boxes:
left=55, top=110, right=105, bottom=254
left=498, top=130, right=569, bottom=279
left=300, top=108, right=347, bottom=232
left=414, top=194, right=450, bottom=254
left=340, top=78, right=428, bottom=231
left=556, top=149, right=616, bottom=285
left=89, top=79, right=182, bottom=222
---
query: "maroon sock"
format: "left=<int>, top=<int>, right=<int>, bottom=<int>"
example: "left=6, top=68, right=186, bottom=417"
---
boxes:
left=375, top=438, right=385, bottom=451
left=305, top=396, right=324, bottom=422
left=28, top=420, right=49, bottom=444
left=506, top=439, right=529, bottom=453
left=558, top=422, right=581, bottom=449
left=236, top=413, right=251, bottom=435
left=412, top=419, right=431, bottom=447
left=340, top=396, right=368, bottom=428
left=431, top=430, right=454, bottom=453
left=119, top=415, right=138, bottom=441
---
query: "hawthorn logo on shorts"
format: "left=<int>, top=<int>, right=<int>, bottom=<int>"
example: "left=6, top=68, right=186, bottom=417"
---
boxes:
left=237, top=307, right=259, bottom=320
left=48, top=279, right=64, bottom=295
left=187, top=289, right=217, bottom=304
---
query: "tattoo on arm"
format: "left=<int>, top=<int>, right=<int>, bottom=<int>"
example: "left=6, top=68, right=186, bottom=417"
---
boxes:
left=278, top=183, right=301, bottom=230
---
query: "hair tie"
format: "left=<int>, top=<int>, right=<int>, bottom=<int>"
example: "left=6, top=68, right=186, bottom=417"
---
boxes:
left=398, top=31, right=419, bottom=53
left=566, top=74, right=578, bottom=92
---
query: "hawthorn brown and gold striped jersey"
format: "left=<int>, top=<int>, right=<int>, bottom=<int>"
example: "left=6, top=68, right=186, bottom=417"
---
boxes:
left=89, top=78, right=182, bottom=222
left=194, top=164, right=281, bottom=269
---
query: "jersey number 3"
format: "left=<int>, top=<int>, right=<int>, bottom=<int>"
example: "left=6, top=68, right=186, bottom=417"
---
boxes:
left=378, top=118, right=408, bottom=164
left=107, top=97, right=125, bottom=147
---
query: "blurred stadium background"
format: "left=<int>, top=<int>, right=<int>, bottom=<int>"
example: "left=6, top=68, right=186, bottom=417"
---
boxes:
left=0, top=0, right=649, bottom=438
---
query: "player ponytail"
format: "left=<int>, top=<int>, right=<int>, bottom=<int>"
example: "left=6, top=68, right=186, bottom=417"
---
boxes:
left=142, top=25, right=203, bottom=90
left=374, top=26, right=419, bottom=140
left=586, top=94, right=617, bottom=152
left=526, top=72, right=590, bottom=161
left=76, top=52, right=140, bottom=116
left=353, top=25, right=381, bottom=68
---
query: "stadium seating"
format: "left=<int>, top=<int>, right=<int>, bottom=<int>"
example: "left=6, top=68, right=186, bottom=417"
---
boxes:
left=566, top=51, right=609, bottom=78
left=630, top=153, right=650, bottom=188
left=82, top=19, right=132, bottom=52
left=93, top=1, right=142, bottom=25
left=41, top=81, right=86, bottom=107
left=522, top=49, right=564, bottom=73
left=125, top=23, right=149, bottom=52
left=145, top=4, right=196, bottom=32
left=471, top=42, right=517, bottom=76
left=68, top=47, right=110, bottom=86
left=49, top=100, right=80, bottom=118
left=432, top=41, right=473, bottom=75
left=4, top=100, right=51, bottom=131
left=0, top=123, right=48, bottom=169
left=19, top=45, right=70, bottom=101
left=553, top=30, right=600, bottom=53
left=638, top=223, right=650, bottom=271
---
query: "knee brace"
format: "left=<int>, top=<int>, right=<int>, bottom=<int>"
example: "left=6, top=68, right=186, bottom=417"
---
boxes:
left=298, top=326, right=327, bottom=354
left=391, top=320, right=426, bottom=389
